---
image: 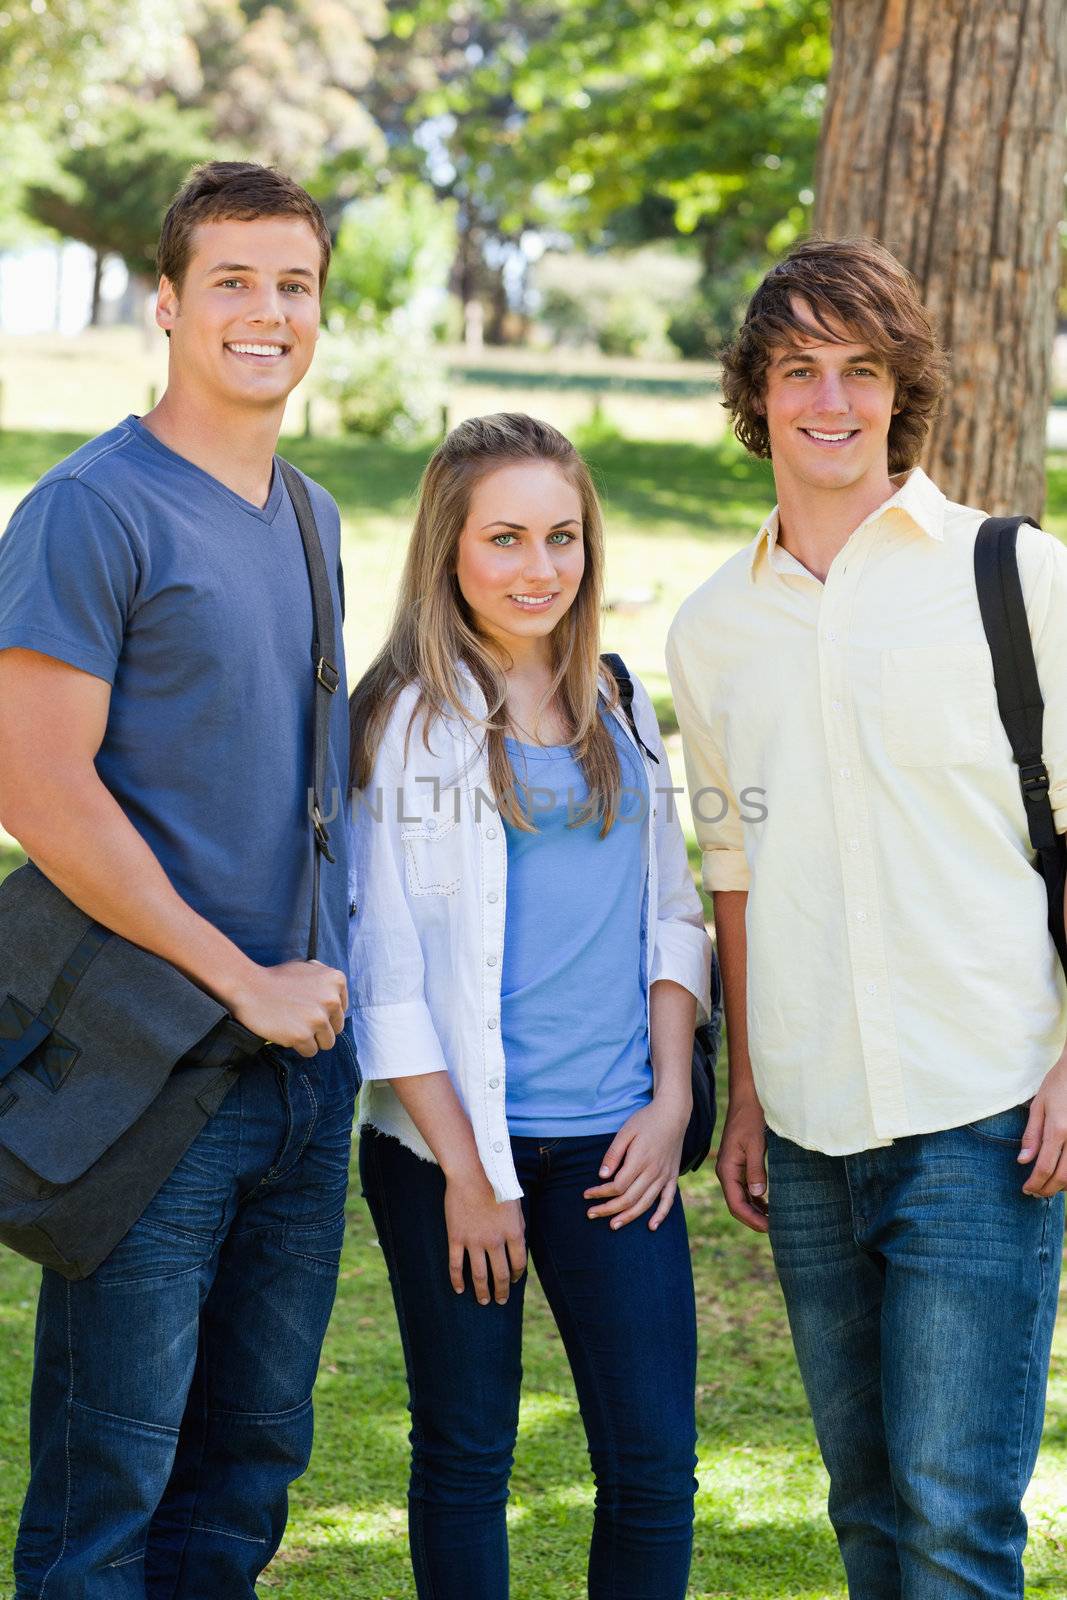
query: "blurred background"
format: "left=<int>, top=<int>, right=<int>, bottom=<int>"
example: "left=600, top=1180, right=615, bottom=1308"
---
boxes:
left=1, top=3, right=1067, bottom=1595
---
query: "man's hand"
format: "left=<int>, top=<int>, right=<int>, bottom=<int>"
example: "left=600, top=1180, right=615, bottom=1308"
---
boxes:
left=1019, top=1053, right=1067, bottom=1196
left=444, top=1172, right=527, bottom=1305
left=715, top=1094, right=769, bottom=1233
left=583, top=1097, right=691, bottom=1231
left=227, top=960, right=348, bottom=1057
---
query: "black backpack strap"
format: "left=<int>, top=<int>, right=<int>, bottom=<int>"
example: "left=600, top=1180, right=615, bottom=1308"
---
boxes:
left=600, top=652, right=659, bottom=765
left=974, top=515, right=1067, bottom=970
left=277, top=459, right=341, bottom=962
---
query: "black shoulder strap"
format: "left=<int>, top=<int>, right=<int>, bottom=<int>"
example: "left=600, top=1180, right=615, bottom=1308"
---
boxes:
left=277, top=458, right=341, bottom=962
left=600, top=652, right=659, bottom=765
left=974, top=515, right=1067, bottom=971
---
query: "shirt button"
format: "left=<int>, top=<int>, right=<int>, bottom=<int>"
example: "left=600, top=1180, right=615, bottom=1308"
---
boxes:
left=826, top=628, right=839, bottom=643
left=425, top=817, right=437, bottom=830
left=865, top=982, right=878, bottom=996
left=839, top=766, right=851, bottom=779
left=855, top=909, right=868, bottom=923
left=486, top=954, right=497, bottom=967
left=485, top=826, right=497, bottom=840
left=848, top=838, right=860, bottom=852
left=493, top=1141, right=504, bottom=1153
left=349, top=899, right=358, bottom=915
left=831, top=699, right=843, bottom=713
left=487, top=892, right=499, bottom=904
left=487, top=1017, right=498, bottom=1030
left=488, top=1076, right=500, bottom=1089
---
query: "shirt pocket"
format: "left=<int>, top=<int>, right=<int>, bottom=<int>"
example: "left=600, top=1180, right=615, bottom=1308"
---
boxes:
left=881, top=643, right=992, bottom=767
left=401, top=809, right=462, bottom=896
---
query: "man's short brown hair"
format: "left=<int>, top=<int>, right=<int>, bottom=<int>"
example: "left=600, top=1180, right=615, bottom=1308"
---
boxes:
left=720, top=238, right=947, bottom=474
left=156, top=161, right=332, bottom=294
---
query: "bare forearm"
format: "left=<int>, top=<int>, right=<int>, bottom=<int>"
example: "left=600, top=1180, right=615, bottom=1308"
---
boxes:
left=388, top=1071, right=487, bottom=1181
left=7, top=764, right=257, bottom=1007
left=649, top=978, right=696, bottom=1112
left=712, top=890, right=759, bottom=1103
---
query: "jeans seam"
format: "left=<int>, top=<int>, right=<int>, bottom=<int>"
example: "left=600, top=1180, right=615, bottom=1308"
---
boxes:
left=534, top=1210, right=620, bottom=1600
left=1001, top=1198, right=1052, bottom=1600
left=272, top=1073, right=318, bottom=1185
left=35, top=1279, right=74, bottom=1600
left=364, top=1132, right=437, bottom=1600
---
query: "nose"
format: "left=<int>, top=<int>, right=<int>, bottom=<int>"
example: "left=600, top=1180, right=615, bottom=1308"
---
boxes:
left=812, top=371, right=849, bottom=416
left=246, top=286, right=286, bottom=327
left=522, top=543, right=558, bottom=584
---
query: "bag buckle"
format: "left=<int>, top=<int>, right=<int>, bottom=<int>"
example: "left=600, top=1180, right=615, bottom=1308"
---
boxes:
left=1019, top=760, right=1050, bottom=800
left=311, top=803, right=337, bottom=863
left=316, top=657, right=340, bottom=693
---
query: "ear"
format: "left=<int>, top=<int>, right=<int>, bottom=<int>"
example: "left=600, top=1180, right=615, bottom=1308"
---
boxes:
left=155, top=275, right=179, bottom=335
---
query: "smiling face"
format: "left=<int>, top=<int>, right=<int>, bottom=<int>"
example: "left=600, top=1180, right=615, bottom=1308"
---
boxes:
left=155, top=215, right=322, bottom=414
left=762, top=297, right=899, bottom=501
left=454, top=460, right=586, bottom=659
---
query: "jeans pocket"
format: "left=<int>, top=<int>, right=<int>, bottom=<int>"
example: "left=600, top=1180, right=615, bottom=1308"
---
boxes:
left=963, top=1103, right=1031, bottom=1144
left=281, top=1207, right=347, bottom=1272
left=90, top=1214, right=216, bottom=1285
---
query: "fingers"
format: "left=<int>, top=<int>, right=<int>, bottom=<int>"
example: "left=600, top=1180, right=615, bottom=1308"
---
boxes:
left=601, top=1178, right=662, bottom=1230
left=597, top=1129, right=632, bottom=1181
left=489, top=1244, right=512, bottom=1304
left=449, top=1241, right=465, bottom=1295
left=313, top=1023, right=337, bottom=1053
left=716, top=1155, right=770, bottom=1234
left=507, top=1231, right=528, bottom=1283
left=648, top=1179, right=677, bottom=1231
left=468, top=1250, right=492, bottom=1307
left=1019, top=1101, right=1045, bottom=1165
left=1023, top=1124, right=1067, bottom=1197
left=746, top=1139, right=768, bottom=1202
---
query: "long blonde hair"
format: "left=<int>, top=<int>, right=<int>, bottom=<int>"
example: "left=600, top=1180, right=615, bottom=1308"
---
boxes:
left=349, top=412, right=623, bottom=833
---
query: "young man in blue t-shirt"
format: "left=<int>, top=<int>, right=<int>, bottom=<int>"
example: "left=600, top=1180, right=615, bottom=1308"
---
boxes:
left=0, top=163, right=356, bottom=1597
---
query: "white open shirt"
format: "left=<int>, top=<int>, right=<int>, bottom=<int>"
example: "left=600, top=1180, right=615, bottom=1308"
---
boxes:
left=348, top=663, right=712, bottom=1200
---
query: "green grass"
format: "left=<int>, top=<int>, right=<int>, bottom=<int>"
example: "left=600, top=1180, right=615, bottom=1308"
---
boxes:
left=1, top=431, right=1066, bottom=1596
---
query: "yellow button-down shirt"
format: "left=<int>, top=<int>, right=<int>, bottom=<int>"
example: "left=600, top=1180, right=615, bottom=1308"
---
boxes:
left=666, top=468, right=1067, bottom=1154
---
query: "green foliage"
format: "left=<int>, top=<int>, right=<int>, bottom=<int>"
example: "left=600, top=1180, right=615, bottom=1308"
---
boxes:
left=324, top=184, right=456, bottom=328
left=315, top=321, right=446, bottom=441
left=25, top=94, right=213, bottom=276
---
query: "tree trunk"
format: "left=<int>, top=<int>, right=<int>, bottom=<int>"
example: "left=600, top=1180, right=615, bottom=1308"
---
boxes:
left=814, top=0, right=1067, bottom=518
left=89, top=249, right=104, bottom=328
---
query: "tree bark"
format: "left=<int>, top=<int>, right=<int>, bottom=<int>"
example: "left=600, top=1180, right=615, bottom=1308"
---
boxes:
left=89, top=249, right=104, bottom=328
left=814, top=0, right=1067, bottom=517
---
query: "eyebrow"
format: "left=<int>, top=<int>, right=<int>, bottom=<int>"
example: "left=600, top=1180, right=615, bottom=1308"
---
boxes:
left=774, top=346, right=884, bottom=368
left=479, top=518, right=581, bottom=532
left=207, top=262, right=317, bottom=279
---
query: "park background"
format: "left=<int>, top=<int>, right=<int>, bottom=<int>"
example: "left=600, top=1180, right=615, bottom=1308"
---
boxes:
left=1, top=1, right=1067, bottom=1595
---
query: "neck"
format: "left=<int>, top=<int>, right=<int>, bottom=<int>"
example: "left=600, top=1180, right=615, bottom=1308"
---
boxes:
left=142, top=379, right=285, bottom=508
left=774, top=468, right=898, bottom=583
left=487, top=631, right=556, bottom=681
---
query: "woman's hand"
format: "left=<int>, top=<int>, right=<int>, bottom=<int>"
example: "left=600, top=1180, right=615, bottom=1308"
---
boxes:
left=583, top=1096, right=691, bottom=1232
left=444, top=1169, right=527, bottom=1305
left=1020, top=1051, right=1067, bottom=1197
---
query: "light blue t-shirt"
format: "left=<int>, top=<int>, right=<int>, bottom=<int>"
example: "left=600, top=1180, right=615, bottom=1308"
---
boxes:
left=0, top=417, right=350, bottom=976
left=501, top=713, right=651, bottom=1137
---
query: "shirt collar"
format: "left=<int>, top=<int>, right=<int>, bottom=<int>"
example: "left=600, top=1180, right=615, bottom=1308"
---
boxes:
left=747, top=466, right=947, bottom=582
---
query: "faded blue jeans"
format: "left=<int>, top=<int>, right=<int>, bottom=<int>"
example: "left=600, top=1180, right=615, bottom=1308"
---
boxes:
left=14, top=1027, right=360, bottom=1599
left=767, top=1104, right=1064, bottom=1600
left=360, top=1125, right=698, bottom=1600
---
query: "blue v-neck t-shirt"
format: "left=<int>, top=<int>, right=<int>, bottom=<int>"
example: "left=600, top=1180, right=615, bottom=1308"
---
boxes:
left=0, top=416, right=350, bottom=977
left=501, top=713, right=651, bottom=1137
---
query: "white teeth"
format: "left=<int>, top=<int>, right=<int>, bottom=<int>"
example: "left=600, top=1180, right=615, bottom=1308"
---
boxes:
left=510, top=594, right=555, bottom=607
left=228, top=343, right=286, bottom=356
left=805, top=429, right=854, bottom=442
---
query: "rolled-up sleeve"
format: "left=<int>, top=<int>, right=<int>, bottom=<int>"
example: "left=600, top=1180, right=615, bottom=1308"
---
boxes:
left=666, top=612, right=751, bottom=892
left=1022, top=529, right=1067, bottom=836
left=347, top=720, right=449, bottom=1082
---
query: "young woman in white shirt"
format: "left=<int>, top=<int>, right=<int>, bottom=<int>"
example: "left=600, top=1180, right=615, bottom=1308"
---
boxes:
left=348, top=412, right=711, bottom=1600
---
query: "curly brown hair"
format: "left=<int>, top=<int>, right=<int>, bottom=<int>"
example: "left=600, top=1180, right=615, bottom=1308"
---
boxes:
left=720, top=238, right=947, bottom=474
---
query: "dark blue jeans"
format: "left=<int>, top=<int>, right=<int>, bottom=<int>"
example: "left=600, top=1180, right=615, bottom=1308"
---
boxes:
left=14, top=1027, right=360, bottom=1600
left=359, top=1125, right=698, bottom=1600
left=767, top=1105, right=1064, bottom=1600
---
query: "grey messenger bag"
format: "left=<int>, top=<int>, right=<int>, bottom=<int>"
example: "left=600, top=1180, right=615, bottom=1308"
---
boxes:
left=0, top=459, right=342, bottom=1280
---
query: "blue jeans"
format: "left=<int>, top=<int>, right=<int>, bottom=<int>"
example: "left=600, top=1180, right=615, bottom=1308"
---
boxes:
left=14, top=1028, right=360, bottom=1600
left=359, top=1125, right=698, bottom=1600
left=767, top=1105, right=1064, bottom=1599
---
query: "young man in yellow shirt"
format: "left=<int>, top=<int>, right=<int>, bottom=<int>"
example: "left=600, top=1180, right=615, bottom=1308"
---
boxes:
left=668, top=238, right=1067, bottom=1596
